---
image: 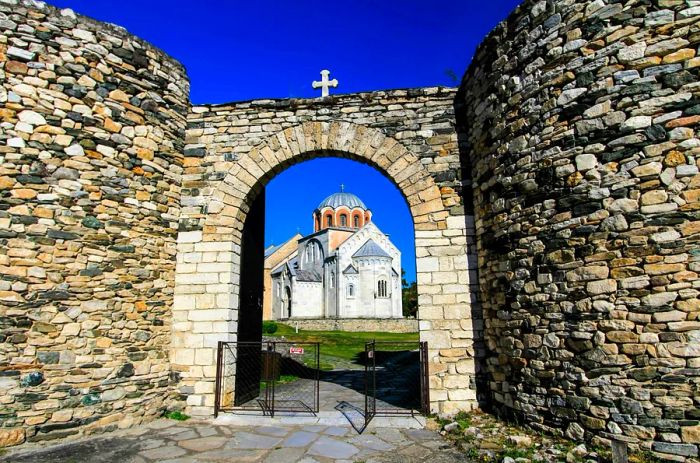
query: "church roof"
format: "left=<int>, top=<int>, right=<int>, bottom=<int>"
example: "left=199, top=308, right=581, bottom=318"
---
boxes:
left=288, top=257, right=299, bottom=276
left=353, top=239, right=392, bottom=258
left=264, top=233, right=302, bottom=259
left=271, top=256, right=299, bottom=277
left=343, top=264, right=358, bottom=274
left=296, top=269, right=322, bottom=282
left=264, top=243, right=281, bottom=258
left=317, top=191, right=368, bottom=211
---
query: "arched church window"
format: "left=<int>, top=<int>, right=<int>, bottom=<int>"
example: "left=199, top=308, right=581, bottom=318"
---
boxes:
left=330, top=272, right=335, bottom=288
left=326, top=215, right=332, bottom=227
left=348, top=283, right=354, bottom=297
left=378, top=279, right=388, bottom=298
left=340, top=214, right=347, bottom=227
left=306, top=241, right=323, bottom=263
left=353, top=215, right=359, bottom=228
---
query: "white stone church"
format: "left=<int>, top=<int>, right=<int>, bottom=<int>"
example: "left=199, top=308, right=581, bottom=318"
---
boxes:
left=269, top=189, right=402, bottom=320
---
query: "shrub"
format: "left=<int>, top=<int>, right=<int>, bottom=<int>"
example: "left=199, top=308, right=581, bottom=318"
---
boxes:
left=164, top=410, right=190, bottom=421
left=262, top=321, right=278, bottom=334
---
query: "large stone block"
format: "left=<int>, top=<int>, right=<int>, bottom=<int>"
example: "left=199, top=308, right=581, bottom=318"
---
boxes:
left=421, top=330, right=452, bottom=348
left=178, top=231, right=203, bottom=243
left=0, top=428, right=25, bottom=448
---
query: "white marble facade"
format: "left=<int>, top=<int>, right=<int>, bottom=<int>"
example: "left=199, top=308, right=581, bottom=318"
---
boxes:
left=270, top=191, right=402, bottom=320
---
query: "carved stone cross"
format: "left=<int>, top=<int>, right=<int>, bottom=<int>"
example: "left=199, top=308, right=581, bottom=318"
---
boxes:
left=312, top=69, right=338, bottom=97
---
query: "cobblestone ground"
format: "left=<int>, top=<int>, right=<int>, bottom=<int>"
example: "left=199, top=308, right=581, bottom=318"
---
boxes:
left=3, top=419, right=470, bottom=463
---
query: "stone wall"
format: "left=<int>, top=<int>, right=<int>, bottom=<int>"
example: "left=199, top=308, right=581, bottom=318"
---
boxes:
left=176, top=89, right=480, bottom=416
left=276, top=318, right=419, bottom=334
left=8, top=0, right=700, bottom=456
left=459, top=0, right=700, bottom=458
left=0, top=0, right=189, bottom=446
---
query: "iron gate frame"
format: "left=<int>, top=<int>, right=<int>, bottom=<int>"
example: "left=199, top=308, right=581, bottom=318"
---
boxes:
left=363, top=340, right=377, bottom=429
left=215, top=339, right=429, bottom=427
left=370, top=341, right=431, bottom=416
left=420, top=340, right=430, bottom=415
left=363, top=340, right=430, bottom=429
left=214, top=340, right=320, bottom=418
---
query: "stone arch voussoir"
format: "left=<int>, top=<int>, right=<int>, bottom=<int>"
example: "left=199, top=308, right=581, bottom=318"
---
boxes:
left=212, top=121, right=445, bottom=230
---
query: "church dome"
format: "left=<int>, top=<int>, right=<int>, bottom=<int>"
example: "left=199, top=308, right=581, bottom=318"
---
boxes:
left=313, top=187, right=372, bottom=232
left=317, top=191, right=368, bottom=211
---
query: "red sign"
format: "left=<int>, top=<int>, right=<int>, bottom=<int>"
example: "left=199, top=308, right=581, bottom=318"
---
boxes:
left=289, top=347, right=304, bottom=355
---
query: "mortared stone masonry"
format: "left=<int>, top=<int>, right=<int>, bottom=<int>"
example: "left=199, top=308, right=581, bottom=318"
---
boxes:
left=1, top=0, right=699, bottom=458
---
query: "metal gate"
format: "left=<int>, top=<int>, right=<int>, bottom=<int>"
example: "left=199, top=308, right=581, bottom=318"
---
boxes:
left=363, top=340, right=377, bottom=430
left=215, top=341, right=320, bottom=417
left=215, top=339, right=429, bottom=429
left=419, top=341, right=430, bottom=415
left=362, top=340, right=429, bottom=430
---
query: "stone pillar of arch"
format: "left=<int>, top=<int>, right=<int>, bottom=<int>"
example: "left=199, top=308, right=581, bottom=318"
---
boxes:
left=172, top=121, right=476, bottom=416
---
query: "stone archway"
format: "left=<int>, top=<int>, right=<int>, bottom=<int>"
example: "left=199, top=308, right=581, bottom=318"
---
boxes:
left=172, top=121, right=475, bottom=416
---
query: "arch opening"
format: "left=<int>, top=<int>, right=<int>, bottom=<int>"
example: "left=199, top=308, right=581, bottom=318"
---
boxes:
left=263, top=156, right=412, bottom=325
left=172, top=121, right=477, bottom=417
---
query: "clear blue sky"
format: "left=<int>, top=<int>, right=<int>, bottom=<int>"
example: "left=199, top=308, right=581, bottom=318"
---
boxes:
left=47, top=0, right=521, bottom=103
left=47, top=0, right=522, bottom=282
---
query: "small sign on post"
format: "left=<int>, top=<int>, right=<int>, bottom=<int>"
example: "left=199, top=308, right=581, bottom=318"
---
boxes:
left=367, top=350, right=374, bottom=359
left=289, top=346, right=304, bottom=355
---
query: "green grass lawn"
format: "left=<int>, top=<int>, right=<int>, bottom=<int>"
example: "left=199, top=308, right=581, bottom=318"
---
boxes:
left=269, top=323, right=419, bottom=370
left=260, top=374, right=298, bottom=390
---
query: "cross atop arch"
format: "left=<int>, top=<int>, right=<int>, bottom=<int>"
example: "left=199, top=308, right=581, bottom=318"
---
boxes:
left=312, top=70, right=338, bottom=97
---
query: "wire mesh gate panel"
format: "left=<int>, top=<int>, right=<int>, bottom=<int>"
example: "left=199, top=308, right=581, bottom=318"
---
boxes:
left=364, top=341, right=429, bottom=421
left=215, top=341, right=320, bottom=417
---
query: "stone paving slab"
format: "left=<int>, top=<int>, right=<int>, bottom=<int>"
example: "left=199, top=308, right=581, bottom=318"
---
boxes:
left=283, top=431, right=318, bottom=447
left=213, top=412, right=426, bottom=428
left=307, top=436, right=360, bottom=459
left=4, top=419, right=469, bottom=463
